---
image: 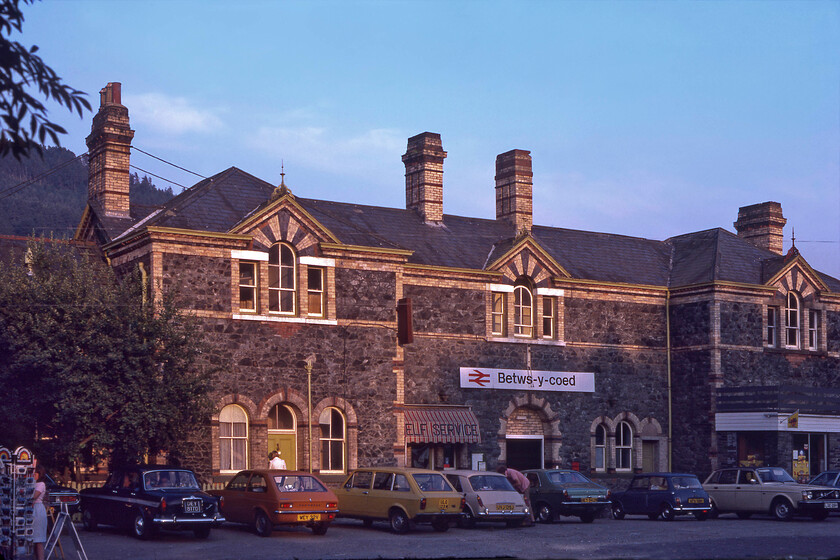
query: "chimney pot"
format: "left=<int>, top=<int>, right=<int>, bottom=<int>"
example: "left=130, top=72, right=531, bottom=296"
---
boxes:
left=734, top=201, right=787, bottom=255
left=402, top=132, right=446, bottom=223
left=495, top=149, right=533, bottom=233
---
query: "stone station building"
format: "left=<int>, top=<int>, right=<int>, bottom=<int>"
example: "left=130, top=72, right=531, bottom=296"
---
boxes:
left=75, top=83, right=840, bottom=484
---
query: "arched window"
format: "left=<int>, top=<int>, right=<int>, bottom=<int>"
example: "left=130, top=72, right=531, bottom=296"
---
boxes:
left=513, top=285, right=533, bottom=337
left=219, top=405, right=248, bottom=472
left=269, top=242, right=296, bottom=314
left=785, top=292, right=800, bottom=348
left=268, top=404, right=295, bottom=430
left=616, top=421, right=633, bottom=471
left=594, top=425, right=607, bottom=471
left=319, top=407, right=345, bottom=473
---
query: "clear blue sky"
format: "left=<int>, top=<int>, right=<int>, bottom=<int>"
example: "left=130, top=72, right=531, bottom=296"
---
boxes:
left=21, top=0, right=840, bottom=278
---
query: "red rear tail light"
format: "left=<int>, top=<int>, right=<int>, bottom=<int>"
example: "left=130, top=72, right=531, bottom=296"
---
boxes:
left=160, top=498, right=166, bottom=513
left=326, top=502, right=337, bottom=508
left=219, top=496, right=224, bottom=510
left=460, top=497, right=466, bottom=509
left=476, top=495, right=484, bottom=508
left=279, top=503, right=294, bottom=509
left=420, top=498, right=427, bottom=510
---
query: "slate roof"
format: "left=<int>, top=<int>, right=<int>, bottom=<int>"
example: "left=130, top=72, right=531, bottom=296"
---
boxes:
left=96, top=166, right=839, bottom=291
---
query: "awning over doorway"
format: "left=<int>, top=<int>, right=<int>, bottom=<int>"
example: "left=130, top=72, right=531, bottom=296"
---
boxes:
left=403, top=405, right=481, bottom=444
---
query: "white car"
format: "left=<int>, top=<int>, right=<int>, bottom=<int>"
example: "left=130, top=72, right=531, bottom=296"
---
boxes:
left=445, top=470, right=529, bottom=528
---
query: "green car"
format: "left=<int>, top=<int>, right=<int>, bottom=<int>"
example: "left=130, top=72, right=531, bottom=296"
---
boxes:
left=523, top=469, right=611, bottom=523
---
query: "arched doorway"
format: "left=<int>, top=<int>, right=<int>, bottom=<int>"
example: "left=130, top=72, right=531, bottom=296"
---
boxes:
left=505, top=407, right=545, bottom=470
left=267, top=404, right=297, bottom=470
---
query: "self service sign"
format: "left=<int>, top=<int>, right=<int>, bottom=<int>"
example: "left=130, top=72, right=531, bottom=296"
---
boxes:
left=460, top=367, right=595, bottom=392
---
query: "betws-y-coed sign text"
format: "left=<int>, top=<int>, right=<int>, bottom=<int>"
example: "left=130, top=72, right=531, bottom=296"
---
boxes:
left=459, top=367, right=595, bottom=392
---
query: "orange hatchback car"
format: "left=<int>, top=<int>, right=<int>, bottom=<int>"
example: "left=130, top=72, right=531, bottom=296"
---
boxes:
left=210, top=470, right=339, bottom=536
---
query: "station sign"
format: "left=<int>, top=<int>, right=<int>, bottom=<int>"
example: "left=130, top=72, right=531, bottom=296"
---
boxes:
left=460, top=367, right=595, bottom=392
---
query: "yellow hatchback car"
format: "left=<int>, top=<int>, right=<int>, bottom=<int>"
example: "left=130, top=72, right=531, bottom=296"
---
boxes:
left=337, top=467, right=464, bottom=533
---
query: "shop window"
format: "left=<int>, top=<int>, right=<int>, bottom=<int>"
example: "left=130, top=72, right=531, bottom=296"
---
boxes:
left=307, top=267, right=325, bottom=317
left=808, top=310, right=819, bottom=351
left=594, top=424, right=606, bottom=472
left=615, top=421, right=633, bottom=471
left=737, top=432, right=764, bottom=467
left=220, top=404, right=248, bottom=472
left=766, top=307, right=777, bottom=348
left=513, top=285, right=533, bottom=337
left=491, top=292, right=505, bottom=336
left=239, top=262, right=257, bottom=312
left=542, top=296, right=554, bottom=339
left=785, top=292, right=800, bottom=348
left=319, top=407, right=345, bottom=473
left=269, top=242, right=296, bottom=314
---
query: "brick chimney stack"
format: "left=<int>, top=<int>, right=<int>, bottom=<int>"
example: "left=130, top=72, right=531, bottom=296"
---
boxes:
left=402, top=132, right=446, bottom=223
left=734, top=201, right=787, bottom=255
left=86, top=82, right=134, bottom=218
left=495, top=149, right=533, bottom=234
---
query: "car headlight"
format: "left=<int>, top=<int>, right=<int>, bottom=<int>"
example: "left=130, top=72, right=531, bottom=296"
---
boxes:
left=802, top=491, right=813, bottom=500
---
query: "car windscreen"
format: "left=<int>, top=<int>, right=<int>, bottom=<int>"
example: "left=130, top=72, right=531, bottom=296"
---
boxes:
left=412, top=473, right=452, bottom=492
left=756, top=467, right=795, bottom=483
left=670, top=476, right=702, bottom=489
left=547, top=471, right=590, bottom=484
left=273, top=475, right=328, bottom=492
left=468, top=475, right=515, bottom=492
left=143, top=470, right=199, bottom=490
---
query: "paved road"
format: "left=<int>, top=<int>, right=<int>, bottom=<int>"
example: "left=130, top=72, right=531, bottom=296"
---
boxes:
left=51, top=514, right=840, bottom=560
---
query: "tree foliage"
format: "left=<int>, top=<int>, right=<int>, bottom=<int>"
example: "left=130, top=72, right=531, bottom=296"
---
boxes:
left=0, top=0, right=90, bottom=159
left=0, top=239, right=213, bottom=473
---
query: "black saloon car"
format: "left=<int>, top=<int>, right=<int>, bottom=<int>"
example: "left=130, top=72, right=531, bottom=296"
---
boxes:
left=611, top=473, right=710, bottom=521
left=79, top=465, right=225, bottom=539
left=523, top=469, right=611, bottom=523
left=44, top=472, right=81, bottom=515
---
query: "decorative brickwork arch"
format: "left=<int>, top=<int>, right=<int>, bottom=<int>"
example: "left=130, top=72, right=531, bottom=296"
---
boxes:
left=257, top=388, right=308, bottom=471
left=589, top=416, right=614, bottom=472
left=498, top=394, right=561, bottom=469
left=312, top=397, right=358, bottom=473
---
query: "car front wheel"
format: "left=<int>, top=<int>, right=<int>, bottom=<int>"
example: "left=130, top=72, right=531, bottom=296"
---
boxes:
left=254, top=510, right=272, bottom=537
left=536, top=503, right=554, bottom=524
left=389, top=509, right=410, bottom=534
left=771, top=498, right=794, bottom=521
left=611, top=502, right=625, bottom=520
left=82, top=508, right=97, bottom=531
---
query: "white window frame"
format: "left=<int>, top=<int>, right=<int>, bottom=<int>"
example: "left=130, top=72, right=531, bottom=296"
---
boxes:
left=219, top=404, right=249, bottom=473
left=785, top=292, right=800, bottom=349
left=513, top=285, right=533, bottom=337
left=594, top=424, right=606, bottom=472
left=542, top=296, right=554, bottom=339
left=269, top=242, right=296, bottom=315
left=808, top=309, right=818, bottom=351
left=238, top=261, right=257, bottom=313
left=491, top=292, right=506, bottom=336
left=615, top=421, right=633, bottom=472
left=307, top=266, right=325, bottom=317
left=319, top=407, right=346, bottom=474
left=766, top=306, right=777, bottom=348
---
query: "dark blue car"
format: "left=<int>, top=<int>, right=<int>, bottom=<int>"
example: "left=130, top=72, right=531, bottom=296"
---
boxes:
left=611, top=473, right=710, bottom=521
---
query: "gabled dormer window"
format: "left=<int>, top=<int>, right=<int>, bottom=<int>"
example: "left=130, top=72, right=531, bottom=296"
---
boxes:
left=269, top=242, right=296, bottom=314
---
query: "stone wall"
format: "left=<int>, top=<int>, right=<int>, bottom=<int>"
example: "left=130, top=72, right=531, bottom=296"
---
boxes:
left=564, top=299, right=666, bottom=347
left=670, top=301, right=710, bottom=348
left=828, top=310, right=840, bottom=353
left=404, top=284, right=485, bottom=335
left=720, top=301, right=763, bottom=347
left=336, top=268, right=395, bottom=321
left=161, top=253, right=231, bottom=313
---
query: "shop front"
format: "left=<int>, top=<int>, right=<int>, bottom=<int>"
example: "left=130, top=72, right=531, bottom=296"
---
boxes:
left=402, top=405, right=481, bottom=469
left=715, top=386, right=840, bottom=479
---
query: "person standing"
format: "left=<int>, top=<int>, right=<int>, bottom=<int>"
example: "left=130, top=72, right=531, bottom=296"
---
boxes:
left=31, top=464, right=48, bottom=560
left=269, top=451, right=286, bottom=470
left=498, top=465, right=534, bottom=526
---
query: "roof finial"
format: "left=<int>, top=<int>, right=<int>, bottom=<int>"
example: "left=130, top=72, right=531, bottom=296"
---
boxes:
left=791, top=227, right=796, bottom=249
left=271, top=160, right=293, bottom=200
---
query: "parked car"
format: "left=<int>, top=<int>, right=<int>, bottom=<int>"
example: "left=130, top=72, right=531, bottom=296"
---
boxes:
left=43, top=472, right=80, bottom=515
left=79, top=465, right=225, bottom=539
left=523, top=469, right=610, bottom=523
left=444, top=470, right=529, bottom=528
left=337, top=467, right=464, bottom=533
left=611, top=473, right=710, bottom=521
left=703, top=466, right=840, bottom=521
left=209, top=469, right=338, bottom=536
left=809, top=471, right=840, bottom=489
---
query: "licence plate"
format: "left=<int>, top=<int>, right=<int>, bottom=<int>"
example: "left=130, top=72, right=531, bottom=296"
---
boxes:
left=439, top=499, right=449, bottom=508
left=496, top=503, right=515, bottom=511
left=182, top=499, right=202, bottom=514
left=688, top=498, right=704, bottom=504
left=297, top=513, right=321, bottom=521
left=825, top=502, right=839, bottom=509
left=581, top=497, right=598, bottom=503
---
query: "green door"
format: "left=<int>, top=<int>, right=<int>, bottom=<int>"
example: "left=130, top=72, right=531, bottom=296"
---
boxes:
left=267, top=434, right=297, bottom=470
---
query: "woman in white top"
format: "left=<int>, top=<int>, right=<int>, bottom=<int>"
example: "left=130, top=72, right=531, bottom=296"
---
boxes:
left=32, top=464, right=48, bottom=560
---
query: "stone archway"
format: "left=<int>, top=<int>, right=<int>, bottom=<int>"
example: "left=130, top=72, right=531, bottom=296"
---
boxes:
left=498, top=394, right=561, bottom=469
